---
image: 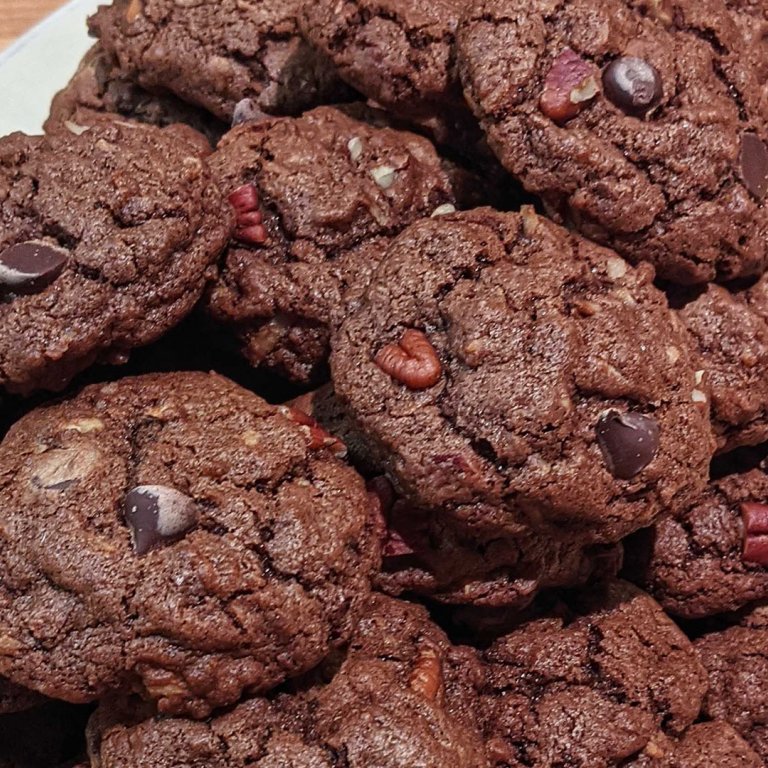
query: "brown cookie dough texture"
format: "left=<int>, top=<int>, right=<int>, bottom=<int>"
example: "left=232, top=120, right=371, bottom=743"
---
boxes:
left=369, top=476, right=622, bottom=607
left=456, top=0, right=768, bottom=284
left=626, top=722, right=762, bottom=767
left=331, top=208, right=713, bottom=544
left=206, top=106, right=456, bottom=383
left=627, top=469, right=768, bottom=619
left=45, top=45, right=226, bottom=146
left=477, top=581, right=708, bottom=767
left=0, top=123, right=229, bottom=395
left=89, top=0, right=352, bottom=122
left=680, top=274, right=768, bottom=452
left=0, top=372, right=380, bottom=718
left=696, top=606, right=768, bottom=763
left=90, top=595, right=488, bottom=768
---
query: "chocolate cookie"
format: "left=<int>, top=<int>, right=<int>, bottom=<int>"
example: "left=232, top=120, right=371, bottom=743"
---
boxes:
left=0, top=372, right=380, bottom=717
left=370, top=476, right=622, bottom=607
left=90, top=595, right=487, bottom=767
left=45, top=45, right=226, bottom=146
left=0, top=122, right=229, bottom=395
left=89, top=0, right=352, bottom=123
left=679, top=282, right=768, bottom=452
left=456, top=0, right=768, bottom=284
left=476, top=581, right=708, bottom=767
left=626, top=469, right=768, bottom=619
left=331, top=207, right=713, bottom=543
left=696, top=607, right=768, bottom=762
left=206, top=106, right=456, bottom=382
left=626, top=722, right=762, bottom=767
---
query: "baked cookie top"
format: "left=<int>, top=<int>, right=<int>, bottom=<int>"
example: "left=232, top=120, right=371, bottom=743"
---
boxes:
left=331, top=207, right=713, bottom=543
left=207, top=106, right=456, bottom=383
left=477, top=581, right=708, bottom=767
left=456, top=0, right=768, bottom=284
left=89, top=0, right=352, bottom=122
left=90, top=594, right=488, bottom=767
left=0, top=372, right=380, bottom=718
left=0, top=122, right=229, bottom=395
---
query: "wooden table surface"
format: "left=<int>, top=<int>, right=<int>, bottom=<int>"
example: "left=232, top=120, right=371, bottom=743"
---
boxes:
left=1, top=0, right=69, bottom=51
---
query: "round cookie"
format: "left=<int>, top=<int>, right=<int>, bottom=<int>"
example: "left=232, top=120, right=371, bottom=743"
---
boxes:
left=696, top=607, right=768, bottom=763
left=0, top=372, right=380, bottom=717
left=456, top=0, right=768, bottom=284
left=679, top=281, right=768, bottom=453
left=88, top=0, right=352, bottom=123
left=207, top=106, right=456, bottom=383
left=331, top=207, right=713, bottom=543
left=626, top=722, right=762, bottom=767
left=476, top=581, right=708, bottom=767
left=0, top=122, right=229, bottom=395
left=370, top=477, right=622, bottom=607
left=45, top=45, right=226, bottom=146
left=625, top=469, right=768, bottom=619
left=90, top=595, right=488, bottom=767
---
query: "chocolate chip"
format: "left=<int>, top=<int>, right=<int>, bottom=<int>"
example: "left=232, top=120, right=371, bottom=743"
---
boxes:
left=596, top=410, right=660, bottom=479
left=232, top=98, right=269, bottom=128
left=0, top=241, right=68, bottom=295
left=602, top=57, right=663, bottom=115
left=123, top=485, right=199, bottom=556
left=740, top=133, right=768, bottom=200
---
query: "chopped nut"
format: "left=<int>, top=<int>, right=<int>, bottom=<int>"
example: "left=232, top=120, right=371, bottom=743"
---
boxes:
left=280, top=407, right=347, bottom=458
left=691, top=389, right=707, bottom=403
left=666, top=346, right=681, bottom=364
left=374, top=329, right=442, bottom=390
left=242, top=430, right=261, bottom=447
left=31, top=447, right=100, bottom=491
left=64, top=418, right=105, bottom=434
left=371, top=165, right=396, bottom=189
left=408, top=642, right=442, bottom=701
left=228, top=183, right=268, bottom=246
left=742, top=502, right=768, bottom=565
left=540, top=48, right=600, bottom=124
left=431, top=203, right=457, bottom=217
left=125, top=0, right=143, bottom=22
left=63, top=120, right=89, bottom=136
left=694, top=370, right=705, bottom=385
left=605, top=257, right=628, bottom=280
left=347, top=137, right=363, bottom=162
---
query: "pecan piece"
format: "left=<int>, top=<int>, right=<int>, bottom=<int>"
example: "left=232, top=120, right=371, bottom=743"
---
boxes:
left=742, top=502, right=768, bottom=565
left=228, top=183, right=268, bottom=246
left=540, top=48, right=600, bottom=124
left=374, top=329, right=442, bottom=390
left=280, top=406, right=347, bottom=459
left=408, top=642, right=442, bottom=701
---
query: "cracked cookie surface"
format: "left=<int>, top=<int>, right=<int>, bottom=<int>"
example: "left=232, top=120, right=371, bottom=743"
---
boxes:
left=456, top=0, right=768, bottom=284
left=626, top=469, right=768, bottom=619
left=89, top=0, right=352, bottom=122
left=45, top=45, right=226, bottom=146
left=696, top=606, right=768, bottom=763
left=90, top=594, right=488, bottom=767
left=476, top=581, right=708, bottom=767
left=0, top=122, right=229, bottom=395
left=0, top=372, right=380, bottom=717
left=206, top=106, right=456, bottom=383
left=331, top=208, right=713, bottom=543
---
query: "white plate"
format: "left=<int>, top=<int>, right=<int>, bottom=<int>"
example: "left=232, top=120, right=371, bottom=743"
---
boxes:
left=0, top=0, right=101, bottom=137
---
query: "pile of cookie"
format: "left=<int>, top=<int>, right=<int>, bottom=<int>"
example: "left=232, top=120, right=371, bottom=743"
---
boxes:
left=1, top=0, right=768, bottom=765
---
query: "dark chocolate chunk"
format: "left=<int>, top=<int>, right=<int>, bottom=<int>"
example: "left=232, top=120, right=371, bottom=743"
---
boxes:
left=741, top=133, right=768, bottom=200
left=123, top=484, right=199, bottom=555
left=596, top=410, right=660, bottom=479
left=0, top=241, right=68, bottom=295
left=602, top=56, right=663, bottom=115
